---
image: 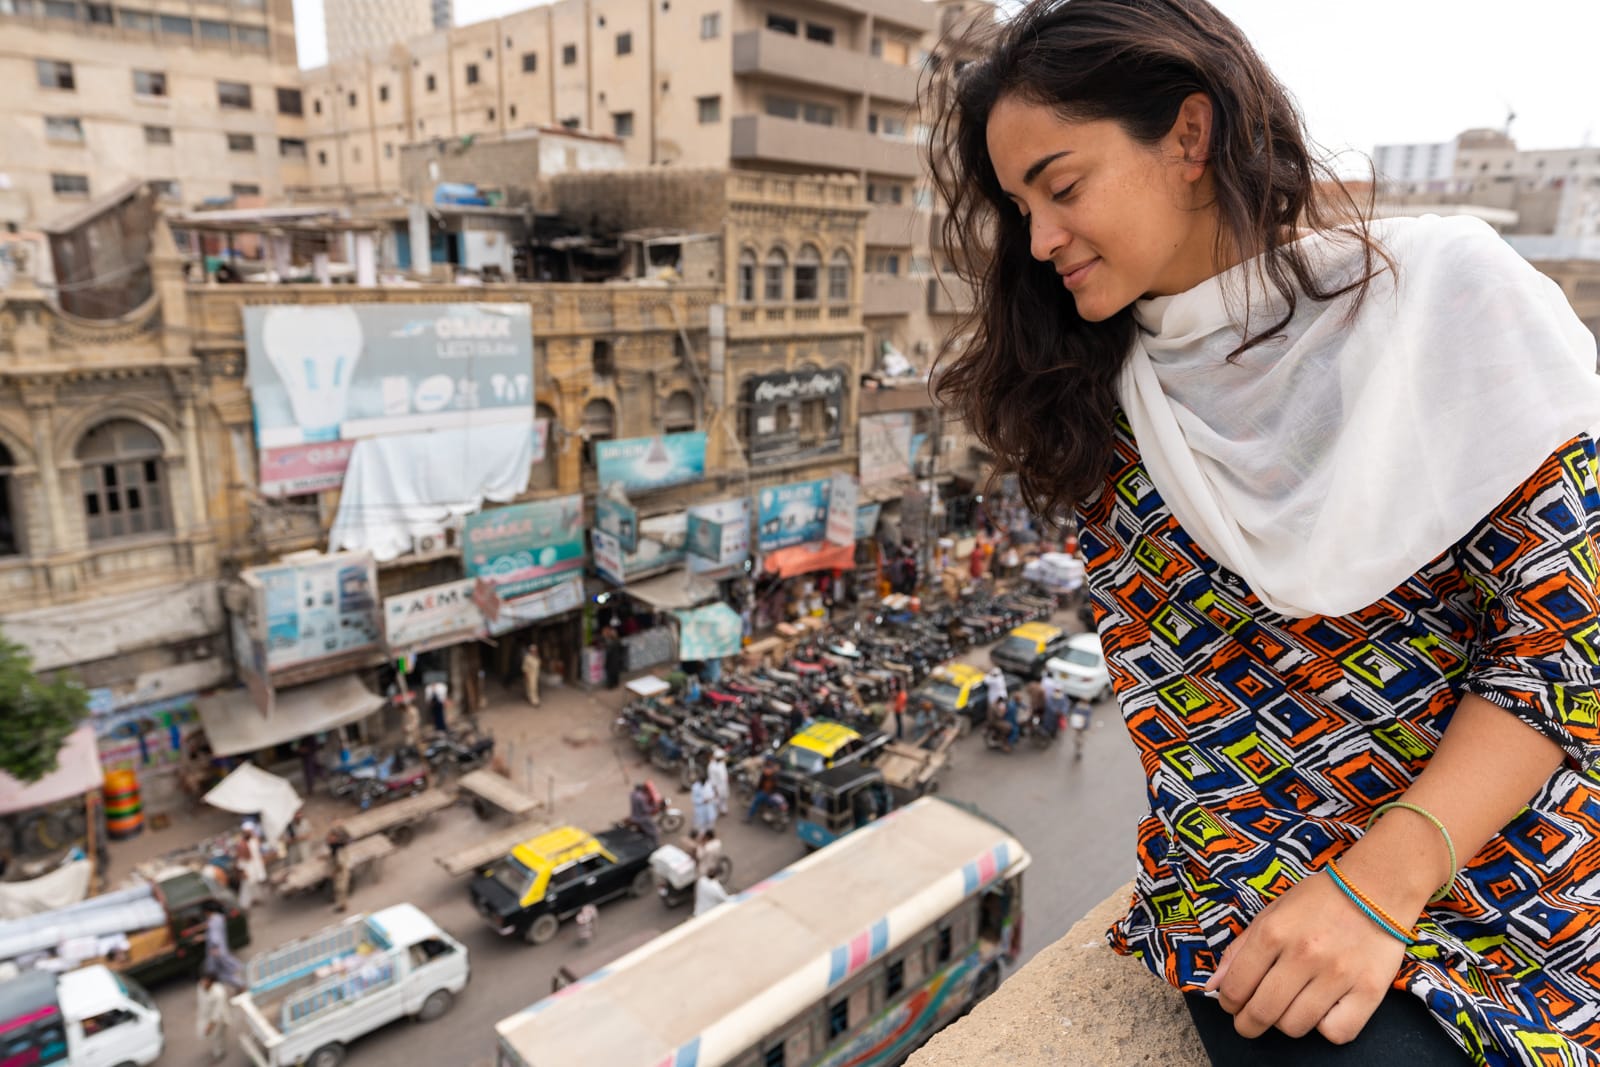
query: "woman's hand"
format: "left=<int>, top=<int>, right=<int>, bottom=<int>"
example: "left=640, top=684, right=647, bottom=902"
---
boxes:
left=1204, top=865, right=1416, bottom=1044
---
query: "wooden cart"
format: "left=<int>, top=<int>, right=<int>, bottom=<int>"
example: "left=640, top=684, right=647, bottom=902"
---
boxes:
left=433, top=817, right=553, bottom=878
left=330, top=788, right=455, bottom=847
left=874, top=728, right=957, bottom=801
left=455, top=769, right=541, bottom=822
left=272, top=834, right=396, bottom=898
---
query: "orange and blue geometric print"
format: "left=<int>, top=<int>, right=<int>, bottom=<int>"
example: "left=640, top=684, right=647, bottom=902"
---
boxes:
left=1078, top=416, right=1600, bottom=1067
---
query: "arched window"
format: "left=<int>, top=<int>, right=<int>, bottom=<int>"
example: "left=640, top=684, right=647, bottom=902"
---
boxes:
left=737, top=249, right=757, bottom=303
left=77, top=419, right=169, bottom=542
left=662, top=391, right=696, bottom=435
left=793, top=244, right=821, bottom=302
left=592, top=338, right=615, bottom=377
left=828, top=249, right=852, bottom=303
left=532, top=403, right=559, bottom=490
left=0, top=441, right=18, bottom=557
left=763, top=247, right=788, bottom=303
left=581, top=398, right=616, bottom=471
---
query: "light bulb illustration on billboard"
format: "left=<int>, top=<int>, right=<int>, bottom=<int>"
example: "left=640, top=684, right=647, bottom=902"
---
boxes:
left=261, top=305, right=365, bottom=442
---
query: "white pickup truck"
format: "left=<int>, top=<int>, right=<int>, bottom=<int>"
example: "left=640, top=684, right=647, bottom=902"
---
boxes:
left=232, top=904, right=468, bottom=1067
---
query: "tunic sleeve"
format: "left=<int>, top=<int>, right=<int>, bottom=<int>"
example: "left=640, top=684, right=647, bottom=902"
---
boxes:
left=1457, top=433, right=1600, bottom=772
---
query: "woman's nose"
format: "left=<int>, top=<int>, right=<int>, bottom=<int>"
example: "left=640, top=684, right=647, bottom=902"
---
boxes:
left=1029, top=214, right=1068, bottom=263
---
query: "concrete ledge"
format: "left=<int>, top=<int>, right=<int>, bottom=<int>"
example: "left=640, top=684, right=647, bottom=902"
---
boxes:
left=908, top=882, right=1209, bottom=1066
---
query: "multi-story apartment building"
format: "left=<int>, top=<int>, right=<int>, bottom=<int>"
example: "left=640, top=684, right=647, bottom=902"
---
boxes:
left=0, top=0, right=309, bottom=224
left=325, top=0, right=452, bottom=64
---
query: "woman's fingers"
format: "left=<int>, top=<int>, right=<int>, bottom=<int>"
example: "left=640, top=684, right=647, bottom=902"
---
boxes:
left=1315, top=981, right=1392, bottom=1046
left=1273, top=972, right=1354, bottom=1040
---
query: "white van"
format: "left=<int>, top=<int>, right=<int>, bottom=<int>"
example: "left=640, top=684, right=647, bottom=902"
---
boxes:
left=0, top=965, right=164, bottom=1067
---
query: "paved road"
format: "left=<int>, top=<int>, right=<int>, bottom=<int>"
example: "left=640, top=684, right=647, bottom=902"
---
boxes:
left=151, top=615, right=1150, bottom=1066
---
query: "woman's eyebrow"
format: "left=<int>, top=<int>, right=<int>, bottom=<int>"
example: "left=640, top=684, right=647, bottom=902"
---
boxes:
left=1024, top=150, right=1073, bottom=185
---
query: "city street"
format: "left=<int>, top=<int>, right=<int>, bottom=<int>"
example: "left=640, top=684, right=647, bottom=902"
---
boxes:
left=142, top=613, right=1151, bottom=1066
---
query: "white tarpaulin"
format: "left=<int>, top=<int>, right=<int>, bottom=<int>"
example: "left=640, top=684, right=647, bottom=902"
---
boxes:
left=328, top=423, right=535, bottom=562
left=624, top=570, right=722, bottom=612
left=0, top=859, right=92, bottom=921
left=196, top=675, right=384, bottom=758
left=204, top=764, right=302, bottom=845
left=0, top=725, right=103, bottom=816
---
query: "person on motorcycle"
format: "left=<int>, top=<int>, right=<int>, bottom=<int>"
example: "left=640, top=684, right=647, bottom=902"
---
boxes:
left=745, top=756, right=783, bottom=823
left=629, top=782, right=660, bottom=849
left=984, top=666, right=1008, bottom=711
left=1003, top=693, right=1023, bottom=753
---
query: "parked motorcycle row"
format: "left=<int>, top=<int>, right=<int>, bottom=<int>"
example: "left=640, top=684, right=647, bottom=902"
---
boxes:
left=328, top=723, right=496, bottom=810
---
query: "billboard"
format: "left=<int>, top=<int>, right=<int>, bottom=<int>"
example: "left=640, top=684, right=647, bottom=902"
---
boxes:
left=383, top=579, right=483, bottom=652
left=463, top=495, right=586, bottom=600
left=595, top=496, right=640, bottom=554
left=856, top=503, right=882, bottom=541
left=744, top=369, right=845, bottom=464
left=245, top=303, right=535, bottom=495
left=248, top=553, right=383, bottom=672
left=687, top=498, right=750, bottom=572
left=826, top=473, right=860, bottom=546
left=859, top=413, right=915, bottom=486
left=594, top=512, right=689, bottom=585
left=595, top=432, right=708, bottom=493
left=756, top=478, right=831, bottom=550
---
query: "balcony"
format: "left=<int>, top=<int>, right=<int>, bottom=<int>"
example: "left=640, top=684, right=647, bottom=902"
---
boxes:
left=730, top=114, right=920, bottom=179
left=862, top=273, right=923, bottom=317
left=865, top=204, right=919, bottom=248
left=819, top=0, right=937, bottom=34
left=927, top=273, right=974, bottom=315
left=907, top=884, right=1207, bottom=1067
left=732, top=29, right=920, bottom=106
left=729, top=302, right=859, bottom=335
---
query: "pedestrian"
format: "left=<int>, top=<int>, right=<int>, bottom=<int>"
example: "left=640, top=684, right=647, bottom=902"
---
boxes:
left=201, top=901, right=244, bottom=992
left=930, top=1, right=1600, bottom=1061
left=196, top=973, right=231, bottom=1061
left=401, top=693, right=423, bottom=751
left=891, top=680, right=908, bottom=740
left=521, top=643, right=542, bottom=707
left=692, top=873, right=730, bottom=917
left=236, top=829, right=267, bottom=910
left=327, top=826, right=352, bottom=913
left=968, top=544, right=985, bottom=585
left=575, top=903, right=598, bottom=946
left=426, top=683, right=448, bottom=732
left=706, top=748, right=730, bottom=816
left=603, top=627, right=625, bottom=689
left=283, top=808, right=311, bottom=867
left=983, top=666, right=1007, bottom=712
left=690, top=769, right=717, bottom=836
left=693, top=827, right=724, bottom=880
left=297, top=735, right=321, bottom=794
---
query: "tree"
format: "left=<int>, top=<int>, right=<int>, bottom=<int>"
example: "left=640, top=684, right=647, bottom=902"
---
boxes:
left=0, top=630, right=88, bottom=784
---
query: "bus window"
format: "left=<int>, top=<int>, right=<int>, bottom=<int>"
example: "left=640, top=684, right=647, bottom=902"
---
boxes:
left=906, top=941, right=929, bottom=985
left=886, top=958, right=905, bottom=998
left=936, top=925, right=953, bottom=964
left=764, top=1022, right=813, bottom=1067
left=979, top=884, right=1013, bottom=943
left=827, top=985, right=873, bottom=1039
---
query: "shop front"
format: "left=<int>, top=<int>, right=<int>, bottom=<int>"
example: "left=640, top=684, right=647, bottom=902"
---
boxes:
left=589, top=510, right=701, bottom=684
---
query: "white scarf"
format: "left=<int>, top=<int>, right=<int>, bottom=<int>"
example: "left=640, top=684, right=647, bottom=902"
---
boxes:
left=1120, top=215, right=1600, bottom=619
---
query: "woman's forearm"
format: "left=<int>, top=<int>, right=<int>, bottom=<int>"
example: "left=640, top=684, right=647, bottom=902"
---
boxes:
left=1339, top=692, right=1568, bottom=918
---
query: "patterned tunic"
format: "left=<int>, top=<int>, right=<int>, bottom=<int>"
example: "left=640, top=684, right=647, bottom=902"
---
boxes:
left=1077, top=414, right=1600, bottom=1067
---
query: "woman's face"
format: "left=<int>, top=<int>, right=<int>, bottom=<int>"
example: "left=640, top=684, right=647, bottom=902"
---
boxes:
left=985, top=92, right=1222, bottom=322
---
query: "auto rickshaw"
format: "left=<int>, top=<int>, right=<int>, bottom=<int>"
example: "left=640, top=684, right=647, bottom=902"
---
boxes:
left=795, top=764, right=894, bottom=852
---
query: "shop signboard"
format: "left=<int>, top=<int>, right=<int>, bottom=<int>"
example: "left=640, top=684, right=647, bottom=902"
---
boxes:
left=384, top=579, right=483, bottom=652
left=855, top=503, right=883, bottom=541
left=687, top=498, right=750, bottom=573
left=595, top=431, right=707, bottom=493
left=595, top=496, right=640, bottom=554
left=245, top=302, right=535, bottom=495
left=592, top=529, right=626, bottom=586
left=495, top=574, right=585, bottom=627
left=757, top=478, right=831, bottom=550
left=859, top=413, right=914, bottom=486
left=675, top=603, right=744, bottom=661
left=247, top=552, right=383, bottom=673
left=826, top=473, right=860, bottom=546
left=595, top=513, right=689, bottom=585
left=463, top=494, right=586, bottom=599
left=744, top=369, right=845, bottom=464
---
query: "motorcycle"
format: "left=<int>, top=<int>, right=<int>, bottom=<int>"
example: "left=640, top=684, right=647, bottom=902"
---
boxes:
left=630, top=779, right=685, bottom=834
left=424, top=727, right=495, bottom=777
left=330, top=746, right=430, bottom=810
left=747, top=790, right=791, bottom=832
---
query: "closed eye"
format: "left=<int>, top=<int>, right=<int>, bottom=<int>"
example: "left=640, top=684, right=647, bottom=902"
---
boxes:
left=1051, top=181, right=1079, bottom=202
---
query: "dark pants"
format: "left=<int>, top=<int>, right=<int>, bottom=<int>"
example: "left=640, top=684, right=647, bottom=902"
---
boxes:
left=1184, top=990, right=1472, bottom=1067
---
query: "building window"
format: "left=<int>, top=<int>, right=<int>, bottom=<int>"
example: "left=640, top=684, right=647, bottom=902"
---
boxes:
left=828, top=250, right=851, bottom=302
left=766, top=13, right=796, bottom=34
left=738, top=249, right=757, bottom=303
left=217, top=80, right=252, bottom=110
left=612, top=111, right=633, bottom=138
left=36, top=60, right=76, bottom=90
left=487, top=107, right=495, bottom=121
left=313, top=98, right=323, bottom=114
left=44, top=116, right=85, bottom=143
left=805, top=22, right=833, bottom=44
left=867, top=181, right=904, bottom=205
left=697, top=95, right=720, bottom=124
left=560, top=116, right=579, bottom=130
left=231, top=182, right=260, bottom=197
left=0, top=443, right=20, bottom=558
left=276, top=86, right=303, bottom=115
left=158, top=12, right=189, bottom=34
left=509, top=104, right=517, bottom=120
left=764, top=248, right=787, bottom=302
left=384, top=142, right=393, bottom=158
left=662, top=391, right=695, bottom=435
left=351, top=145, right=361, bottom=162
left=465, top=63, right=479, bottom=85
left=226, top=132, right=255, bottom=152
left=426, top=73, right=437, bottom=92
left=199, top=18, right=230, bottom=42
left=591, top=339, right=615, bottom=377
left=347, top=90, right=357, bottom=107
left=616, top=31, right=631, bottom=55
left=378, top=84, right=389, bottom=102
left=794, top=244, right=820, bottom=302
left=77, top=420, right=169, bottom=543
left=316, top=149, right=328, bottom=165
left=50, top=173, right=89, bottom=196
left=521, top=51, right=537, bottom=72
left=131, top=69, right=165, bottom=97
left=581, top=399, right=615, bottom=470
left=144, top=124, right=172, bottom=145
left=279, top=137, right=305, bottom=158
left=562, top=43, right=577, bottom=65
left=120, top=9, right=155, bottom=31
left=236, top=24, right=268, bottom=48
left=700, top=12, right=719, bottom=38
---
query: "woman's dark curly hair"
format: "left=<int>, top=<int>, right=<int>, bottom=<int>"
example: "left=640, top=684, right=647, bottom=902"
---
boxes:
left=925, top=0, right=1388, bottom=521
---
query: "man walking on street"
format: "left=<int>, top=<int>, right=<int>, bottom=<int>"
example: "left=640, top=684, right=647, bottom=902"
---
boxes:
left=707, top=749, right=730, bottom=817
left=521, top=644, right=541, bottom=708
left=197, top=973, right=231, bottom=1061
left=327, top=826, right=352, bottom=913
left=691, top=767, right=717, bottom=836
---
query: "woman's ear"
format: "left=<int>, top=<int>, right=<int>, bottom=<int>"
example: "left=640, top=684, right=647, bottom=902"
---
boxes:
left=1170, top=91, right=1214, bottom=179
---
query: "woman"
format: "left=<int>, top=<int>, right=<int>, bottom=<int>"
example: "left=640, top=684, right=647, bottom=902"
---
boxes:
left=928, top=1, right=1600, bottom=1064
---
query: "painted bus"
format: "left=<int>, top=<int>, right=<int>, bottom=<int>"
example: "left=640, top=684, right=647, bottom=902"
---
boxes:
left=494, top=796, right=1031, bottom=1067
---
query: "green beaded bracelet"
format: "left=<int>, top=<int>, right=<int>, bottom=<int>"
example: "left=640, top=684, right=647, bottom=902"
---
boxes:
left=1366, top=801, right=1457, bottom=903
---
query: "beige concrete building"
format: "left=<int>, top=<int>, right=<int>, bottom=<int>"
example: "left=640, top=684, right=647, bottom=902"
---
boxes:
left=325, top=0, right=451, bottom=64
left=0, top=0, right=308, bottom=225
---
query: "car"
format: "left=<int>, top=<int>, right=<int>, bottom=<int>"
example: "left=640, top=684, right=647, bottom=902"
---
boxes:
left=469, top=824, right=656, bottom=945
left=989, top=621, right=1072, bottom=680
left=912, top=662, right=1022, bottom=733
left=1045, top=632, right=1113, bottom=703
left=773, top=720, right=889, bottom=795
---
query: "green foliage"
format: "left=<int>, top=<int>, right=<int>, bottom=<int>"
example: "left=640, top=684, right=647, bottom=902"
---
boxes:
left=0, top=631, right=89, bottom=785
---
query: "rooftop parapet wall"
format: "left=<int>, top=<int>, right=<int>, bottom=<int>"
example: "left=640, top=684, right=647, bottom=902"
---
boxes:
left=908, top=883, right=1208, bottom=1067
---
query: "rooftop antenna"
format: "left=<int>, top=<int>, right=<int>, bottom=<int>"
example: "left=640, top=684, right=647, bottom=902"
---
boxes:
left=1503, top=102, right=1517, bottom=139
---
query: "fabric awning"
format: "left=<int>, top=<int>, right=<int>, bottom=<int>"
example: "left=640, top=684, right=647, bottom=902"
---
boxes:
left=762, top=541, right=856, bottom=579
left=204, top=764, right=302, bottom=844
left=0, top=725, right=105, bottom=816
left=623, top=569, right=722, bottom=612
left=196, top=675, right=384, bottom=757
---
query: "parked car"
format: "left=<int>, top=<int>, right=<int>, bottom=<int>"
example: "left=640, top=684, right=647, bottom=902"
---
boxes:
left=1044, top=632, right=1114, bottom=703
left=989, top=622, right=1072, bottom=680
left=469, top=825, right=656, bottom=945
left=0, top=965, right=164, bottom=1067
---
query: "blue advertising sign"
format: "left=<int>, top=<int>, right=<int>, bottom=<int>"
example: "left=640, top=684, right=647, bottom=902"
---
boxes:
left=595, top=496, right=640, bottom=554
left=756, top=478, right=831, bottom=550
left=595, top=432, right=708, bottom=493
left=463, top=495, right=586, bottom=599
left=855, top=503, right=882, bottom=541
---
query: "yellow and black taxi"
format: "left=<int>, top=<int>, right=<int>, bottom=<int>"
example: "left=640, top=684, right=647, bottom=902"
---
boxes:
left=914, top=662, right=1001, bottom=732
left=469, top=824, right=655, bottom=945
left=989, top=621, right=1072, bottom=680
left=774, top=720, right=888, bottom=778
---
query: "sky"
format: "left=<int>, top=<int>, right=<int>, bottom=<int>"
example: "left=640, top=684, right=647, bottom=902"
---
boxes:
left=291, top=0, right=1600, bottom=159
